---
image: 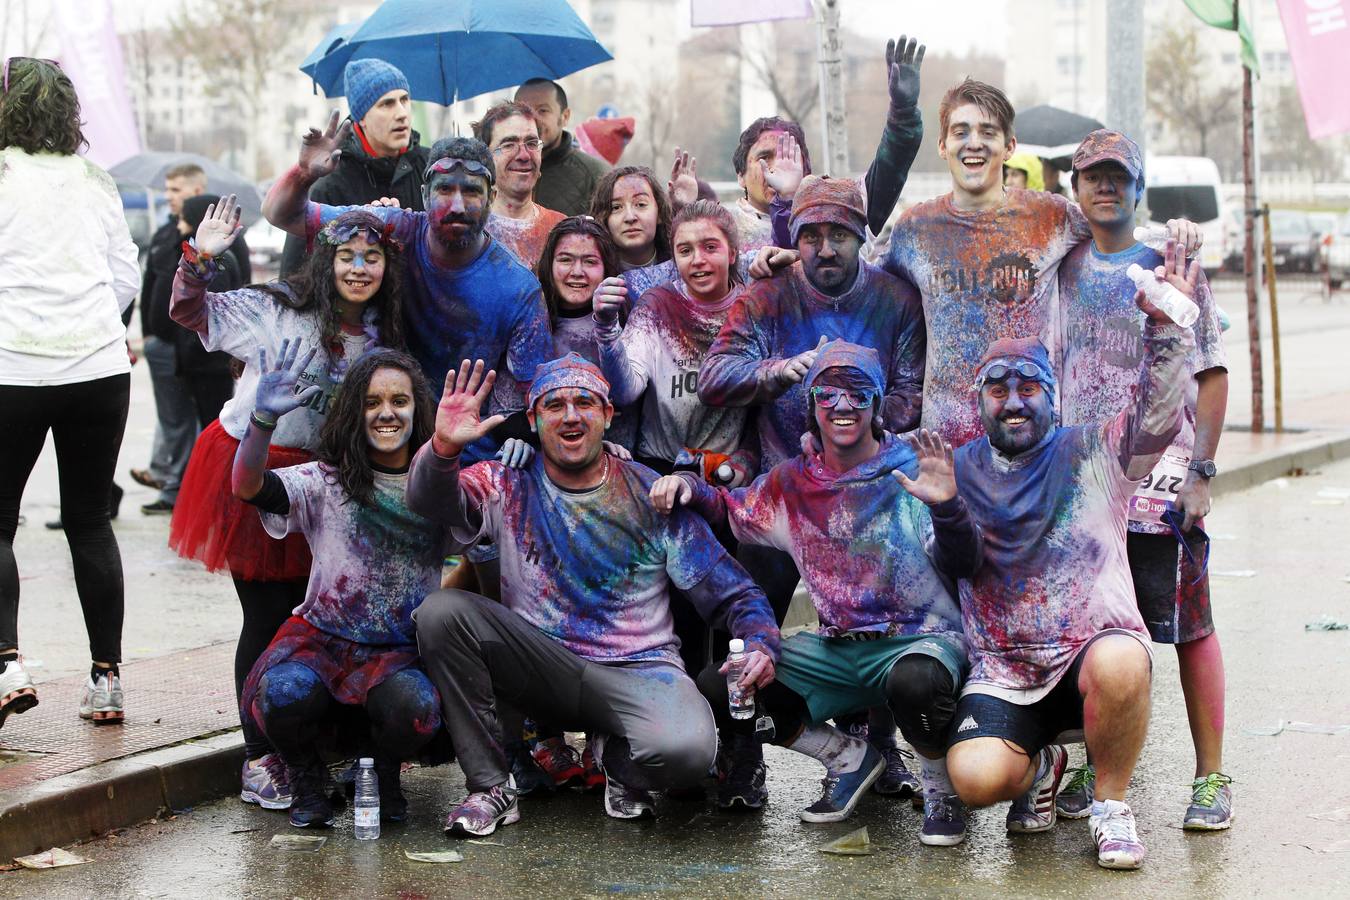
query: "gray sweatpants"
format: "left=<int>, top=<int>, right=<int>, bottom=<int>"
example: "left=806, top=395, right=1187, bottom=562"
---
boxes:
left=415, top=589, right=717, bottom=794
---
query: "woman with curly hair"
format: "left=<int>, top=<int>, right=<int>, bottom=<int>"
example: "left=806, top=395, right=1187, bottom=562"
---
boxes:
left=0, top=58, right=140, bottom=731
left=167, top=196, right=407, bottom=811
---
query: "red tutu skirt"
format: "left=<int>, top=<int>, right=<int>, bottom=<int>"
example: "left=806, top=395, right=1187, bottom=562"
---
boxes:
left=169, top=419, right=314, bottom=581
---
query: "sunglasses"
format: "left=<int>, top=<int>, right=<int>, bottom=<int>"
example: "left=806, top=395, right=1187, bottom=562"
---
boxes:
left=977, top=359, right=1047, bottom=387
left=1159, top=508, right=1210, bottom=584
left=2, top=57, right=60, bottom=94
left=424, top=156, right=495, bottom=185
left=810, top=385, right=876, bottom=410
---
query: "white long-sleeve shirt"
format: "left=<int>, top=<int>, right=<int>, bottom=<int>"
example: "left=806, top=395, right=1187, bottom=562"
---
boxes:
left=0, top=148, right=139, bottom=385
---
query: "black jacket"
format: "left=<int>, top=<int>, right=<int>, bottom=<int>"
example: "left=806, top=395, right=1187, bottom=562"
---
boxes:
left=279, top=125, right=430, bottom=276
left=534, top=130, right=609, bottom=217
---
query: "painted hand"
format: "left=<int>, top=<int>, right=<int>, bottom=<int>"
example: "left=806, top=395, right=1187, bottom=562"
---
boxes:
left=1137, top=238, right=1202, bottom=321
left=299, top=110, right=351, bottom=181
left=1175, top=471, right=1211, bottom=533
left=719, top=648, right=776, bottom=691
left=886, top=34, right=926, bottom=110
left=496, top=437, right=535, bottom=469
left=649, top=474, right=693, bottom=514
left=775, top=335, right=829, bottom=388
left=749, top=246, right=800, bottom=280
left=369, top=196, right=402, bottom=208
left=433, top=359, right=507, bottom=458
left=893, top=429, right=957, bottom=504
left=195, top=193, right=244, bottom=257
left=1165, top=218, right=1204, bottom=259
left=253, top=338, right=322, bottom=421
left=759, top=131, right=804, bottom=202
left=667, top=147, right=699, bottom=208
left=592, top=276, right=629, bottom=327
left=602, top=440, right=633, bottom=461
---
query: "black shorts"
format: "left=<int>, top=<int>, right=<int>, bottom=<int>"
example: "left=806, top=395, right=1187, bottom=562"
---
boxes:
left=1128, top=530, right=1214, bottom=644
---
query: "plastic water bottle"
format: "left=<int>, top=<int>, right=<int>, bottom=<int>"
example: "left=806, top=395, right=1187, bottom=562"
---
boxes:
left=725, top=639, right=755, bottom=720
left=1126, top=263, right=1200, bottom=328
left=1133, top=224, right=1198, bottom=258
left=353, top=757, right=380, bottom=840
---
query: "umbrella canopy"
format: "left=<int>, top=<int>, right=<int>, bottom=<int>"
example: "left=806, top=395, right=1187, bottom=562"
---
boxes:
left=309, top=0, right=613, bottom=105
left=107, top=152, right=263, bottom=223
left=300, top=21, right=361, bottom=82
left=1013, top=104, right=1106, bottom=161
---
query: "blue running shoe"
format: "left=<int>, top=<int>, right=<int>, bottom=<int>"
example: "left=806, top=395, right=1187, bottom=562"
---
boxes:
left=800, top=744, right=884, bottom=823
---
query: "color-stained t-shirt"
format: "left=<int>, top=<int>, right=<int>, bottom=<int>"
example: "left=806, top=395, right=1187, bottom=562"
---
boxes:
left=884, top=189, right=1090, bottom=447
left=551, top=309, right=638, bottom=450
left=953, top=322, right=1194, bottom=702
left=597, top=281, right=749, bottom=463
left=685, top=435, right=970, bottom=638
left=699, top=260, right=925, bottom=469
left=725, top=197, right=774, bottom=252
left=1056, top=241, right=1228, bottom=534
left=259, top=462, right=452, bottom=645
left=407, top=448, right=779, bottom=668
left=487, top=204, right=567, bottom=270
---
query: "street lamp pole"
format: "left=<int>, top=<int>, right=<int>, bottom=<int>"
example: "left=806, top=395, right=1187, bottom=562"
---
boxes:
left=814, top=0, right=849, bottom=175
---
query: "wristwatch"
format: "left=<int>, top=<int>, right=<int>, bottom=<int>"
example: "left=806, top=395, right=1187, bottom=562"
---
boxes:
left=1187, top=458, right=1217, bottom=479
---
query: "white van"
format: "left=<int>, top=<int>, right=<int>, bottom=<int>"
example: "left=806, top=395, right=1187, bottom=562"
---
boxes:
left=1142, top=156, right=1226, bottom=272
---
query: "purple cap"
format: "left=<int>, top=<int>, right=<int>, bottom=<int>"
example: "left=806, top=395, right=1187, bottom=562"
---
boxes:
left=526, top=352, right=610, bottom=409
left=1072, top=129, right=1143, bottom=182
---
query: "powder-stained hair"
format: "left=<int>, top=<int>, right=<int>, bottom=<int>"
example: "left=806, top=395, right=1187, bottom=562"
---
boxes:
left=474, top=101, right=537, bottom=148
left=427, top=136, right=496, bottom=183
left=588, top=165, right=673, bottom=264
left=732, top=117, right=812, bottom=177
left=317, top=349, right=435, bottom=506
left=671, top=199, right=744, bottom=289
left=938, top=78, right=1016, bottom=143
left=535, top=216, right=620, bottom=327
left=165, top=163, right=208, bottom=188
left=0, top=59, right=86, bottom=155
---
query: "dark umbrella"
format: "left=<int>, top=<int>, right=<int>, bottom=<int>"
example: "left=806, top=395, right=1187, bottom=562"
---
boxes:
left=1013, top=104, right=1106, bottom=161
left=308, top=0, right=613, bottom=105
left=107, top=152, right=263, bottom=223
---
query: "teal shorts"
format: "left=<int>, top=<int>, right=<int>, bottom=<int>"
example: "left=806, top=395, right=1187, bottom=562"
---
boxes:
left=776, top=630, right=968, bottom=724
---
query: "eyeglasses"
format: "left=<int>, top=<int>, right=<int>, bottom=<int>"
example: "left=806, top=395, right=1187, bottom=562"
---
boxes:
left=977, top=360, right=1047, bottom=387
left=492, top=137, right=544, bottom=156
left=424, top=156, right=495, bottom=185
left=810, top=386, right=876, bottom=410
left=2, top=57, right=60, bottom=94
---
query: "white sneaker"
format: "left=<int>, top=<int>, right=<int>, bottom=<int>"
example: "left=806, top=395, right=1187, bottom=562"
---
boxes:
left=0, top=658, right=39, bottom=729
left=1091, top=799, right=1147, bottom=869
left=79, top=670, right=124, bottom=724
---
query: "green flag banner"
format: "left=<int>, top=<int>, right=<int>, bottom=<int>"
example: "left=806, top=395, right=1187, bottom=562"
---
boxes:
left=1183, top=0, right=1261, bottom=73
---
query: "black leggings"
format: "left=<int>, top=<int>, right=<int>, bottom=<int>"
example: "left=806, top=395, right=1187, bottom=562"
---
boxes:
left=232, top=577, right=308, bottom=758
left=0, top=375, right=130, bottom=663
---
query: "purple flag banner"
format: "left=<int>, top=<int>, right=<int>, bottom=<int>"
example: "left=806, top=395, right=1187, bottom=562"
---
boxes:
left=55, top=0, right=141, bottom=168
left=691, top=0, right=814, bottom=27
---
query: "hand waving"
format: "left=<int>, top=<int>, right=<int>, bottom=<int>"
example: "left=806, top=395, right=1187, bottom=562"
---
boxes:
left=299, top=110, right=351, bottom=181
left=253, top=338, right=322, bottom=421
left=893, top=429, right=957, bottom=505
left=195, top=194, right=244, bottom=257
left=886, top=35, right=926, bottom=110
left=759, top=131, right=804, bottom=202
left=667, top=147, right=699, bottom=209
left=433, top=359, right=507, bottom=457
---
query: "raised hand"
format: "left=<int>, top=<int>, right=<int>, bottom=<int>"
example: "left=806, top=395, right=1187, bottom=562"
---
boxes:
left=433, top=359, right=507, bottom=457
left=886, top=34, right=926, bottom=110
left=774, top=335, right=829, bottom=388
left=1136, top=238, right=1202, bottom=322
left=667, top=147, right=699, bottom=209
left=1165, top=217, right=1204, bottom=260
left=253, top=338, right=322, bottom=421
left=298, top=110, right=351, bottom=181
left=893, top=429, right=957, bottom=504
left=195, top=194, right=244, bottom=257
left=592, top=276, right=629, bottom=327
left=649, top=474, right=693, bottom=514
left=759, top=131, right=804, bottom=202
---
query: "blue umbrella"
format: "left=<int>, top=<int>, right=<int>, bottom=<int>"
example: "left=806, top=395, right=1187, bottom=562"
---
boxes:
left=300, top=21, right=361, bottom=84
left=309, top=0, right=613, bottom=104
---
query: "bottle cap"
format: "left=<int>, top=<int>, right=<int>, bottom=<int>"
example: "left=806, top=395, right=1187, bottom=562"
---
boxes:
left=359, top=757, right=374, bottom=767
left=728, top=638, right=745, bottom=653
left=716, top=463, right=734, bottom=483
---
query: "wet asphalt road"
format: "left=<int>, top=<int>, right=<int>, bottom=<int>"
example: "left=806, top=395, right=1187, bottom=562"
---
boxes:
left=6, top=458, right=1350, bottom=898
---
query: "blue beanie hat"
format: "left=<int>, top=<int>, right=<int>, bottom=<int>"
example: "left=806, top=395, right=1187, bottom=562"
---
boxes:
left=345, top=59, right=409, bottom=123
left=804, top=340, right=885, bottom=395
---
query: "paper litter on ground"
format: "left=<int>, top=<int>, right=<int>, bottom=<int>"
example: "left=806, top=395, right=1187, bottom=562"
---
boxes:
left=14, top=848, right=90, bottom=869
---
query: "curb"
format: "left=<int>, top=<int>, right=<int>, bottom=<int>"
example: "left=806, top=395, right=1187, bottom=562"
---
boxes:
left=0, top=731, right=243, bottom=861
left=1211, top=431, right=1350, bottom=498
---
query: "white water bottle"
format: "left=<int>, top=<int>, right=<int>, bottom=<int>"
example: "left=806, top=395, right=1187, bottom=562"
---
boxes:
left=1133, top=224, right=1198, bottom=258
left=1126, top=263, right=1200, bottom=328
left=725, top=639, right=755, bottom=720
left=353, top=757, right=380, bottom=840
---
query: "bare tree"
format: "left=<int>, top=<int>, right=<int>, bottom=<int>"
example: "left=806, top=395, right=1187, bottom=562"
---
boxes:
left=730, top=21, right=820, bottom=125
left=1145, top=22, right=1237, bottom=160
left=1263, top=84, right=1338, bottom=179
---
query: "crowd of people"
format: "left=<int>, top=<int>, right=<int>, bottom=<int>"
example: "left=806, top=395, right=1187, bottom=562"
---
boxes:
left=0, top=35, right=1233, bottom=872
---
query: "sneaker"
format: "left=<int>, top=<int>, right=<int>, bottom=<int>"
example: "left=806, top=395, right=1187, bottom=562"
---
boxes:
left=872, top=745, right=921, bottom=803
left=140, top=499, right=174, bottom=516
left=1183, top=772, right=1234, bottom=831
left=0, top=658, right=39, bottom=730
left=920, top=793, right=969, bottom=846
left=444, top=776, right=520, bottom=837
left=240, top=753, right=293, bottom=810
left=508, top=741, right=553, bottom=796
left=377, top=759, right=408, bottom=823
left=78, top=670, right=124, bottom=725
left=715, top=732, right=768, bottom=811
left=1056, top=763, right=1096, bottom=819
left=1091, top=799, right=1147, bottom=869
left=531, top=736, right=585, bottom=788
left=288, top=766, right=335, bottom=828
left=800, top=743, right=885, bottom=823
left=1006, top=744, right=1067, bottom=833
left=579, top=737, right=606, bottom=792
left=591, top=734, right=656, bottom=820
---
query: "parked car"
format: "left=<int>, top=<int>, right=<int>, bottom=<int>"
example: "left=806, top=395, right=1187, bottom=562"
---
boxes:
left=1222, top=207, right=1244, bottom=273
left=1309, top=211, right=1340, bottom=271
left=1328, top=213, right=1350, bottom=287
left=1267, top=209, right=1320, bottom=273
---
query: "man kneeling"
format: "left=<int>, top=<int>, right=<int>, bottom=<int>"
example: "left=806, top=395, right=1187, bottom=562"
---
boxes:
left=946, top=246, right=1199, bottom=870
left=410, top=354, right=780, bottom=836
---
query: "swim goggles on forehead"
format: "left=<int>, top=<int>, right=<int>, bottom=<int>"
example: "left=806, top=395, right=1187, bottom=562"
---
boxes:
left=810, top=385, right=877, bottom=410
left=423, top=156, right=495, bottom=185
left=975, top=359, right=1048, bottom=388
left=317, top=219, right=389, bottom=247
left=2, top=57, right=60, bottom=94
